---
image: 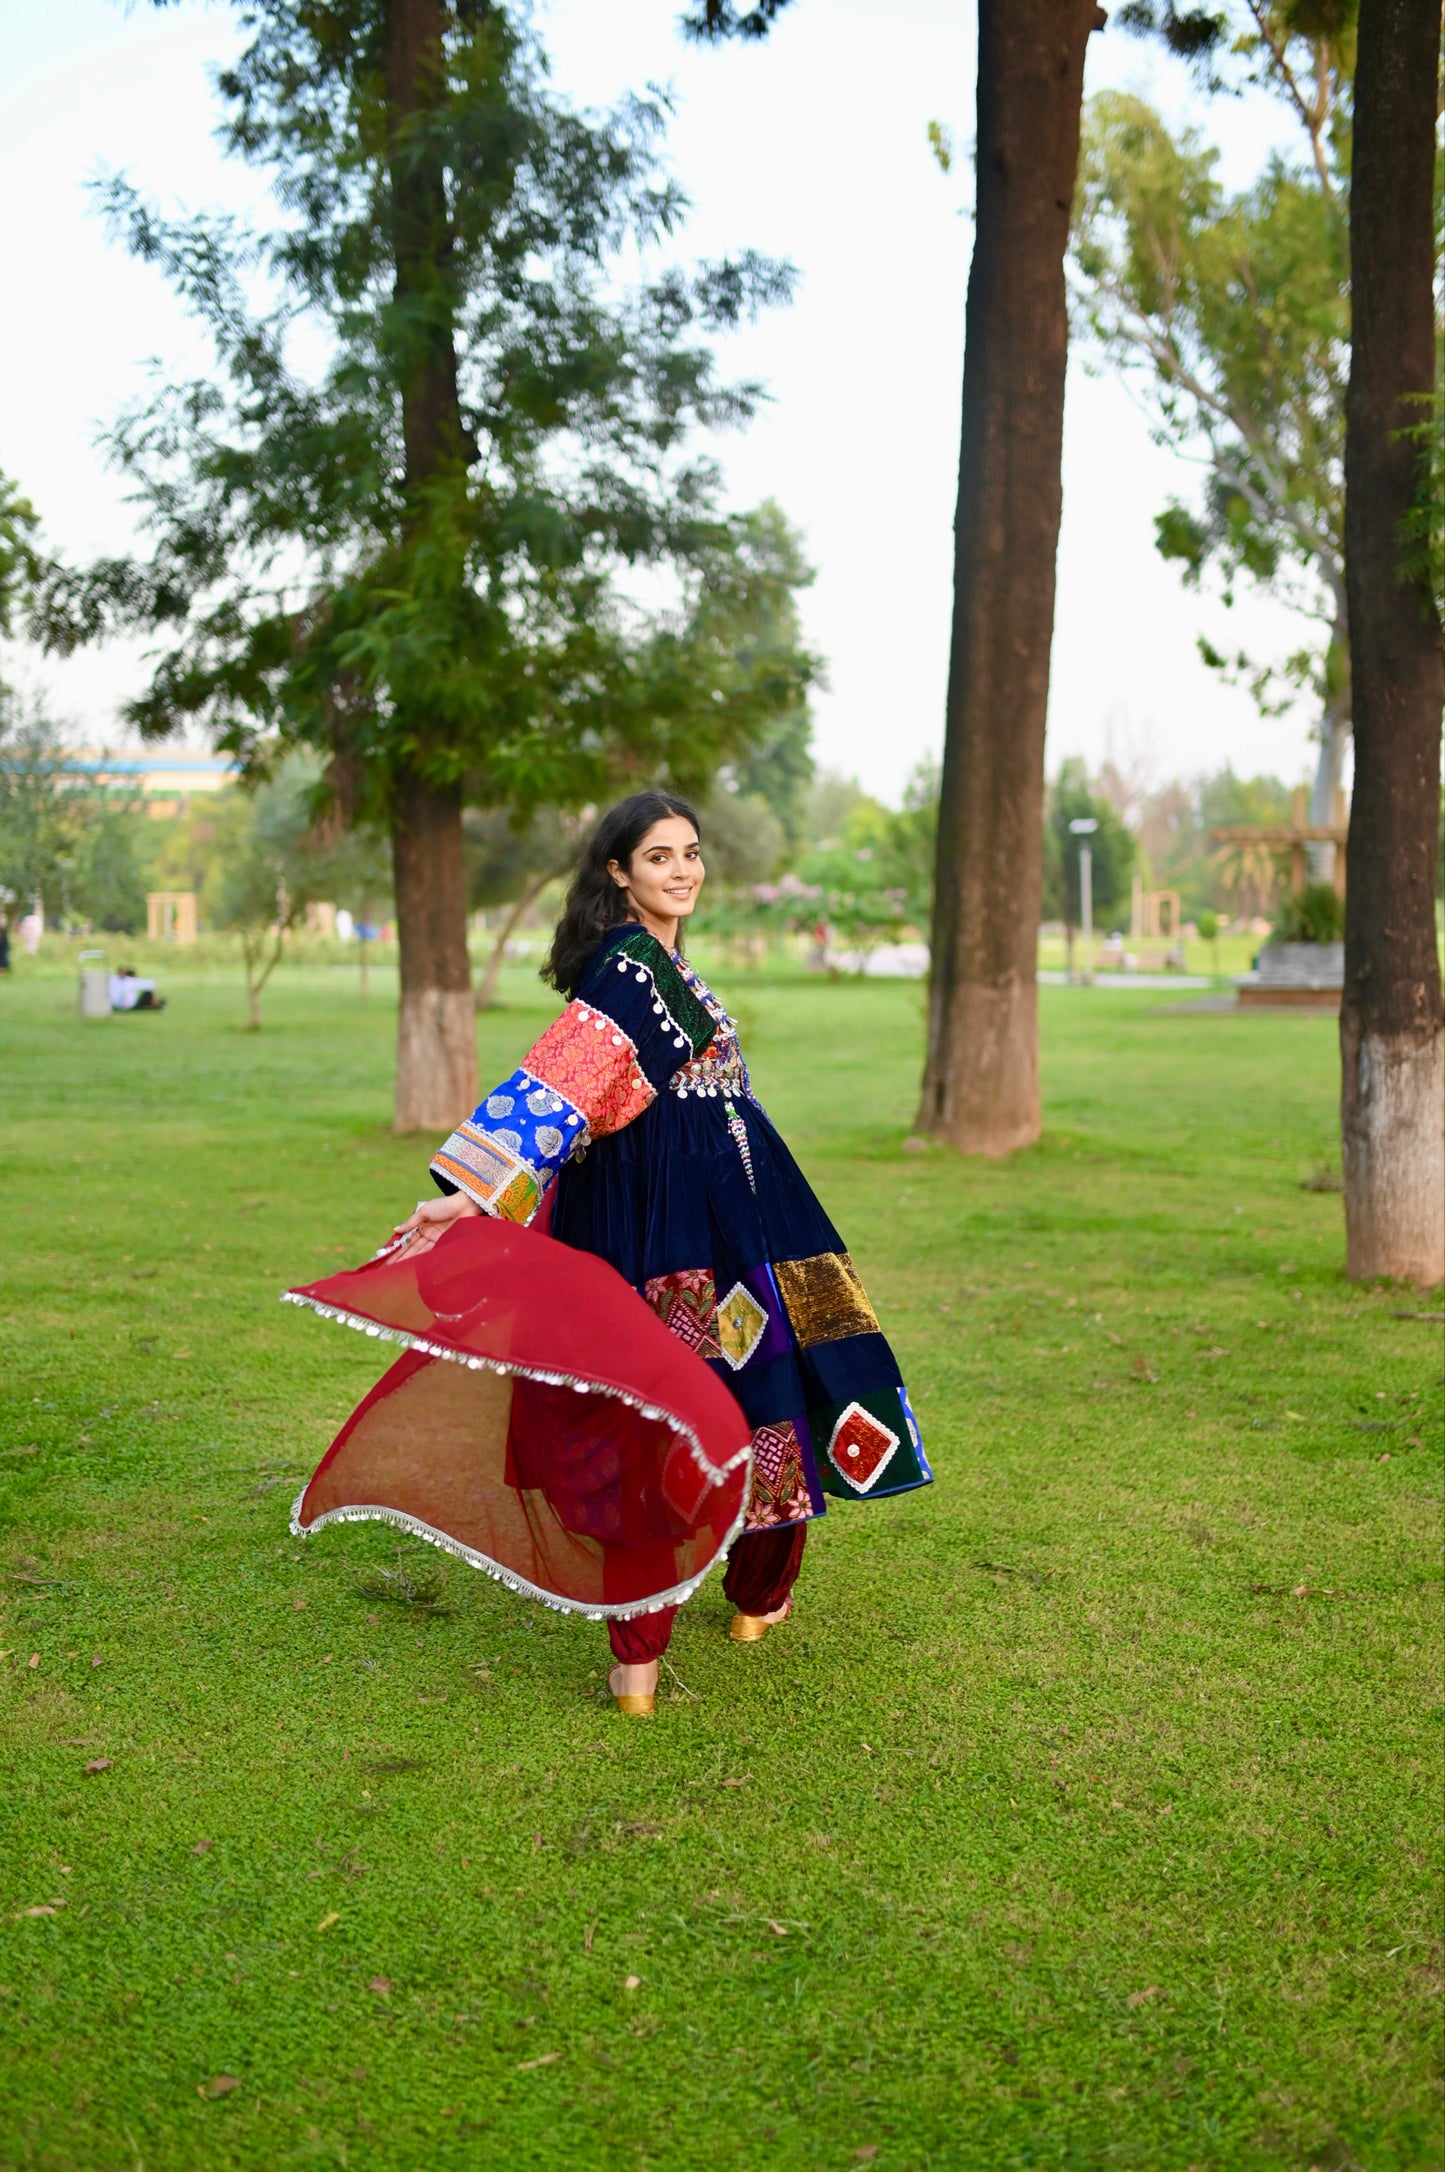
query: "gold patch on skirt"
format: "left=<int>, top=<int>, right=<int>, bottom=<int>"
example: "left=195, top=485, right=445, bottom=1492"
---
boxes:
left=773, top=1251, right=880, bottom=1347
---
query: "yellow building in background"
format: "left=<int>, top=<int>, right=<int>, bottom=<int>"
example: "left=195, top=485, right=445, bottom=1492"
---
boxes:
left=66, top=749, right=237, bottom=818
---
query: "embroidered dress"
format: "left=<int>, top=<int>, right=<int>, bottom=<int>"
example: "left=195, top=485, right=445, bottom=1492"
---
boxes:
left=432, top=925, right=930, bottom=1531
left=287, top=925, right=929, bottom=1619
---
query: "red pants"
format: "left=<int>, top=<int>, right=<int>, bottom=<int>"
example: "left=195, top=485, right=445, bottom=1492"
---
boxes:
left=608, top=1523, right=807, bottom=1664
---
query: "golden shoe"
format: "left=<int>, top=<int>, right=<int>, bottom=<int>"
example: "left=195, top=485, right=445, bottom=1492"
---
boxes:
left=614, top=1691, right=655, bottom=1716
left=729, top=1613, right=771, bottom=1642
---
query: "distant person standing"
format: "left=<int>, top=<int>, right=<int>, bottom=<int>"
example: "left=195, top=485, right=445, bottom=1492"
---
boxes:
left=0, top=915, right=10, bottom=973
left=108, top=967, right=165, bottom=1012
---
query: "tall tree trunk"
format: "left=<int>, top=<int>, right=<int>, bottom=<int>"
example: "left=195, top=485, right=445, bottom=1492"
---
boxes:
left=1339, top=0, right=1444, bottom=1286
left=384, top=0, right=477, bottom=1133
left=392, top=775, right=477, bottom=1132
left=915, top=0, right=1104, bottom=1153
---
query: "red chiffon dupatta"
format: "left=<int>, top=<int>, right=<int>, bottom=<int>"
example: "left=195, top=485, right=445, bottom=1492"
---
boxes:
left=285, top=1219, right=752, bottom=1618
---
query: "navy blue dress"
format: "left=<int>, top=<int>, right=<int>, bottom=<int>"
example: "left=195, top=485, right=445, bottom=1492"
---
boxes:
left=431, top=924, right=931, bottom=1531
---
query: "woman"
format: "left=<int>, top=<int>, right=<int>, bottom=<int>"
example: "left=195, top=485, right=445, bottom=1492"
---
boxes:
left=289, top=792, right=929, bottom=1715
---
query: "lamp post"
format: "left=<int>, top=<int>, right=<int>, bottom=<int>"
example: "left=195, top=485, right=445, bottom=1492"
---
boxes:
left=1069, top=817, right=1098, bottom=985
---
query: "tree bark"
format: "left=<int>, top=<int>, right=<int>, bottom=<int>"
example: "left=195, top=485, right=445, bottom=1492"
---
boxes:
left=384, top=0, right=478, bottom=1132
left=915, top=0, right=1104, bottom=1153
left=1339, top=0, right=1444, bottom=1286
left=392, top=774, right=478, bottom=1131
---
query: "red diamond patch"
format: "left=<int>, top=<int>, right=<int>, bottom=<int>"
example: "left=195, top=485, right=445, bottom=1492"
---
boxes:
left=826, top=1402, right=900, bottom=1494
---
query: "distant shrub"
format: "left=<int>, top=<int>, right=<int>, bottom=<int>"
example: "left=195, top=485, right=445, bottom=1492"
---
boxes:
left=1272, top=882, right=1344, bottom=944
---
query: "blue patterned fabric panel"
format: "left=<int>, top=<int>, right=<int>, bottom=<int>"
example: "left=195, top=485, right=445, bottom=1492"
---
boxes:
left=471, top=1068, right=587, bottom=1185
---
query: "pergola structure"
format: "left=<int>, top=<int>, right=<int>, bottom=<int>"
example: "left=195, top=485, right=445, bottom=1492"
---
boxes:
left=1209, top=786, right=1349, bottom=897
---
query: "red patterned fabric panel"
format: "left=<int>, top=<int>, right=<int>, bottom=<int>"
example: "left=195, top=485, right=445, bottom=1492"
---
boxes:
left=643, top=1268, right=721, bottom=1361
left=526, top=1000, right=656, bottom=1137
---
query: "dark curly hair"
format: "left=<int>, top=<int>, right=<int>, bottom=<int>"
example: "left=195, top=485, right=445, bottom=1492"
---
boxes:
left=542, top=791, right=702, bottom=996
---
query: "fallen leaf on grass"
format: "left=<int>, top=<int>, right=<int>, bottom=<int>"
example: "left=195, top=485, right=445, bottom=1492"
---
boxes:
left=316, top=1911, right=340, bottom=1933
left=853, top=2151, right=881, bottom=2165
left=516, top=2051, right=562, bottom=2071
left=720, top=1775, right=750, bottom=1789
left=17, top=1904, right=62, bottom=1918
left=82, top=1759, right=112, bottom=1774
left=293, top=1596, right=308, bottom=1612
left=191, top=1840, right=213, bottom=1854
left=198, top=2075, right=241, bottom=2099
left=367, top=1976, right=391, bottom=1996
left=27, top=1655, right=39, bottom=1670
left=1131, top=1359, right=1159, bottom=1384
left=624, top=1974, right=642, bottom=1991
left=767, top=1920, right=789, bottom=1937
left=1126, top=1985, right=1160, bottom=2007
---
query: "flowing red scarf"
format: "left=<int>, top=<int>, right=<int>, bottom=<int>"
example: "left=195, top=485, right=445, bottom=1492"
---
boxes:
left=285, top=1217, right=752, bottom=1618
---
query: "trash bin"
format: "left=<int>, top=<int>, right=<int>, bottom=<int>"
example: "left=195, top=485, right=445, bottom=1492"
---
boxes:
left=78, top=949, right=110, bottom=1018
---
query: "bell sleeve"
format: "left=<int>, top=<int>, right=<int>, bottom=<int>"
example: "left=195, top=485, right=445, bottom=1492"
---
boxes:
left=428, top=928, right=717, bottom=1226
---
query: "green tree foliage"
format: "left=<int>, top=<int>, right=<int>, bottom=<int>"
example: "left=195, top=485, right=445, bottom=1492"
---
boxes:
left=0, top=698, right=93, bottom=922
left=694, top=788, right=787, bottom=887
left=32, top=9, right=803, bottom=809
left=1042, top=758, right=1137, bottom=931
left=725, top=704, right=813, bottom=847
left=0, top=473, right=39, bottom=639
left=70, top=806, right=150, bottom=935
left=789, top=767, right=939, bottom=966
left=29, top=3, right=814, bottom=1116
left=1072, top=8, right=1355, bottom=831
left=1134, top=765, right=1293, bottom=917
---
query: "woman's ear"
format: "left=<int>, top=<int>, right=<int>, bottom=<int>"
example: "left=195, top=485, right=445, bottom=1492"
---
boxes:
left=606, top=859, right=630, bottom=892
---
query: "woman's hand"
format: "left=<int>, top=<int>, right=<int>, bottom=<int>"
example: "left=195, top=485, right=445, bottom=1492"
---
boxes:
left=392, top=1191, right=481, bottom=1259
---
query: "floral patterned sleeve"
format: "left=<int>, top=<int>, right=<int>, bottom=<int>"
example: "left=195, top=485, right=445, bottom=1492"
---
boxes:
left=429, top=929, right=717, bottom=1226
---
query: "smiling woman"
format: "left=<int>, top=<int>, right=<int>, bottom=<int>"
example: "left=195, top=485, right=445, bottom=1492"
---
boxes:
left=287, top=792, right=930, bottom=1717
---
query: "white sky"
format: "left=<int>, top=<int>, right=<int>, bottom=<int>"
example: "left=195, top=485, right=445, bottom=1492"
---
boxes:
left=0, top=0, right=1324, bottom=805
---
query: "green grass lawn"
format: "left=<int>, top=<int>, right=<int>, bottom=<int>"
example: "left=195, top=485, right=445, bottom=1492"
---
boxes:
left=1, top=959, right=1440, bottom=2172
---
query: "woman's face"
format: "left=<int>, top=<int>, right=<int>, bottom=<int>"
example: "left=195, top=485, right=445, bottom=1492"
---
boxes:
left=610, top=815, right=705, bottom=926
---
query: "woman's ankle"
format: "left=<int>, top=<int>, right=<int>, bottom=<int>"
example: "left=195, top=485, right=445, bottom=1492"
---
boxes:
left=610, top=1659, right=658, bottom=1697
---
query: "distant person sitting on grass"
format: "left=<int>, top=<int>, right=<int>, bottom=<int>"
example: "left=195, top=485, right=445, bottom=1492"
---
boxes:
left=109, top=967, right=165, bottom=1012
